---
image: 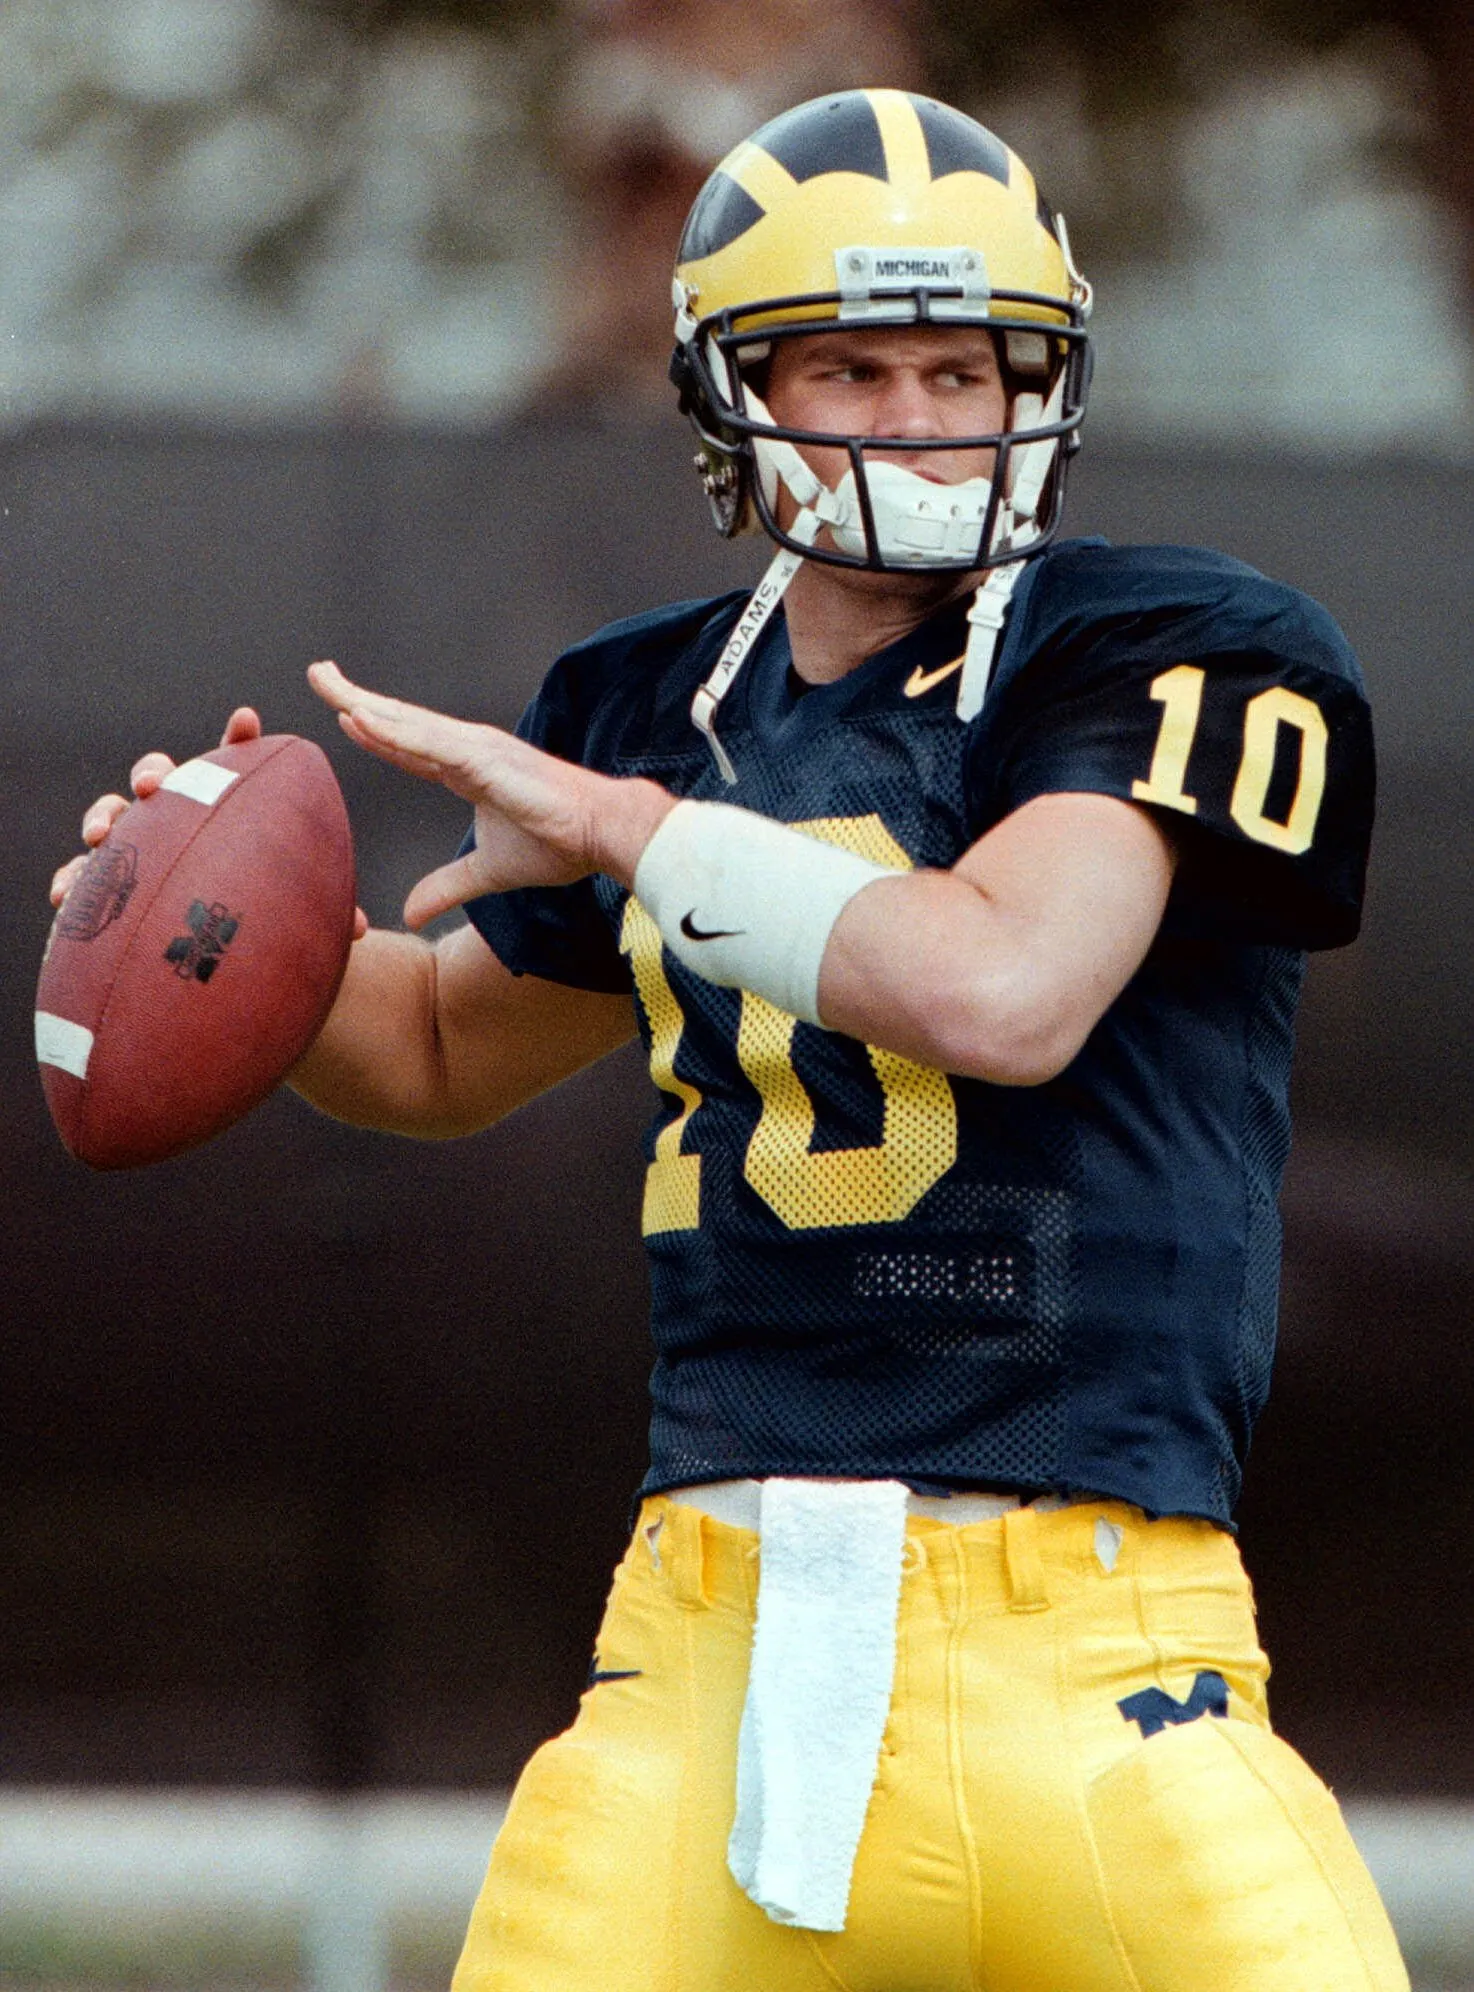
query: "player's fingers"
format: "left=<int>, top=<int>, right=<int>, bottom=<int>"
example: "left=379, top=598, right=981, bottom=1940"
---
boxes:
left=312, top=662, right=564, bottom=837
left=310, top=658, right=409, bottom=712
left=335, top=709, right=449, bottom=783
left=352, top=906, right=369, bottom=942
left=81, top=793, right=131, bottom=845
left=312, top=660, right=447, bottom=774
left=220, top=706, right=263, bottom=746
left=309, top=659, right=412, bottom=726
left=50, top=854, right=87, bottom=907
left=348, top=700, right=554, bottom=815
left=130, top=751, right=177, bottom=798
left=402, top=855, right=485, bottom=931
left=311, top=660, right=486, bottom=773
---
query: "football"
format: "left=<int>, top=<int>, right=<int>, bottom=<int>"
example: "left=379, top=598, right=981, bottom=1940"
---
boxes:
left=36, top=734, right=357, bottom=1169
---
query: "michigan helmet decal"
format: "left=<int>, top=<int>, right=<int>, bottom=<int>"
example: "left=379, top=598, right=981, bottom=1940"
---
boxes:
left=669, top=87, right=1093, bottom=575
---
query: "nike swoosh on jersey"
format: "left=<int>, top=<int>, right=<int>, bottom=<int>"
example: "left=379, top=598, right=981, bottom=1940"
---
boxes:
left=680, top=911, right=744, bottom=942
left=902, top=654, right=966, bottom=698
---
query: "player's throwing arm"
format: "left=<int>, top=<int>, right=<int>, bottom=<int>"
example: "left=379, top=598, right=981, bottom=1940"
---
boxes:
left=308, top=660, right=1177, bottom=1086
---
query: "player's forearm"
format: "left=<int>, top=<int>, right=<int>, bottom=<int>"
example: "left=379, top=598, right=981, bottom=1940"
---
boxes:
left=817, top=870, right=1086, bottom=1085
left=288, top=927, right=470, bottom=1136
left=291, top=925, right=554, bottom=1139
left=819, top=796, right=1176, bottom=1082
left=626, top=794, right=1154, bottom=1084
left=290, top=924, right=636, bottom=1138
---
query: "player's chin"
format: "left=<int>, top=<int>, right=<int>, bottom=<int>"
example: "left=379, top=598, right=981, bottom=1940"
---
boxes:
left=823, top=553, right=986, bottom=600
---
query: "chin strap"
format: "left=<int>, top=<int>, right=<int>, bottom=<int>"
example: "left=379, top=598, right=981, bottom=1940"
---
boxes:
left=692, top=510, right=822, bottom=786
left=691, top=376, right=836, bottom=785
left=956, top=559, right=1025, bottom=723
left=953, top=366, right=1068, bottom=724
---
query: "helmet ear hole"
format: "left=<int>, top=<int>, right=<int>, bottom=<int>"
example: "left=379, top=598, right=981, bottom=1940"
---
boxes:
left=694, top=441, right=755, bottom=538
left=668, top=341, right=700, bottom=413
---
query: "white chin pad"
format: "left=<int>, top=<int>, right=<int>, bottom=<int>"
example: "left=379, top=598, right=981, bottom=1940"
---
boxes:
left=828, top=459, right=991, bottom=564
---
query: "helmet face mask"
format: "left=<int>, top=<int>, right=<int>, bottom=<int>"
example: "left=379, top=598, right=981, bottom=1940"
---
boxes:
left=680, top=310, right=1090, bottom=571
left=670, top=89, right=1093, bottom=575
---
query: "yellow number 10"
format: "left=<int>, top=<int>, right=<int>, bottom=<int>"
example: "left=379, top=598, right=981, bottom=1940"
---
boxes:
left=1131, top=665, right=1329, bottom=856
left=620, top=815, right=958, bottom=1237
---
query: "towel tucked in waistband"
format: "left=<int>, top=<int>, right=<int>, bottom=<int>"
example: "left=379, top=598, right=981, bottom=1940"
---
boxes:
left=726, top=1477, right=909, bottom=1932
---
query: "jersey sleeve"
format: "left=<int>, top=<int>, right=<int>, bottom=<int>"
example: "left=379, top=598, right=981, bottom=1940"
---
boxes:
left=461, top=656, right=634, bottom=994
left=985, top=559, right=1374, bottom=948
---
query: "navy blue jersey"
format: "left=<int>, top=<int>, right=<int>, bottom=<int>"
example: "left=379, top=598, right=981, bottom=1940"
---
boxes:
left=465, top=539, right=1374, bottom=1525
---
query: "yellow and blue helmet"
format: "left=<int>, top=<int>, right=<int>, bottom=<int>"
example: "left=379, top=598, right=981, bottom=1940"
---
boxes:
left=669, top=88, right=1093, bottom=572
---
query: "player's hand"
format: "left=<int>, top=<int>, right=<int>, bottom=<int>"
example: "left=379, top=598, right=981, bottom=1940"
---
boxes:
left=49, top=709, right=371, bottom=942
left=308, top=660, right=675, bottom=928
left=49, top=707, right=264, bottom=910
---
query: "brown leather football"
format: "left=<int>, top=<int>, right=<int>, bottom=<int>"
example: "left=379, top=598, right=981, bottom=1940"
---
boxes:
left=37, top=734, right=356, bottom=1169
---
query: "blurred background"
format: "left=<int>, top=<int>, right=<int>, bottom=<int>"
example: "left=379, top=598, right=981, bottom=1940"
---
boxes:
left=2, top=0, right=1471, bottom=1986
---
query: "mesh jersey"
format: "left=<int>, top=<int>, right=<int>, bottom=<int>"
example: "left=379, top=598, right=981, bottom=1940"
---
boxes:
left=465, top=539, right=1374, bottom=1524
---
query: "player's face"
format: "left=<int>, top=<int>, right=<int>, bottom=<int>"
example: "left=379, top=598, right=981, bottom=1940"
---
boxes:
left=762, top=325, right=1008, bottom=502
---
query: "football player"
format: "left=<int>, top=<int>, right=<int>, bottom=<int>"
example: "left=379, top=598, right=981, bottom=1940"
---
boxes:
left=59, top=88, right=1405, bottom=1992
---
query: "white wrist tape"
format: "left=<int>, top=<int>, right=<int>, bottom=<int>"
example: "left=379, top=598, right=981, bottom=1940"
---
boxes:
left=633, top=801, right=896, bottom=1025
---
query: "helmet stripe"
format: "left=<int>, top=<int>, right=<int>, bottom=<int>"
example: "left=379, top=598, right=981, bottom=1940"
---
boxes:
left=909, top=96, right=1011, bottom=188
left=723, top=139, right=800, bottom=217
left=677, top=172, right=767, bottom=264
left=746, top=93, right=888, bottom=186
left=870, top=89, right=930, bottom=191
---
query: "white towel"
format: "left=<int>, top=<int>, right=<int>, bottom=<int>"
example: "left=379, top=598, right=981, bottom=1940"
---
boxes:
left=726, top=1477, right=909, bottom=1931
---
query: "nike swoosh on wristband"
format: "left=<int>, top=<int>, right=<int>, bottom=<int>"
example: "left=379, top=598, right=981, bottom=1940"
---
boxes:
left=680, top=910, right=744, bottom=942
left=903, top=653, right=965, bottom=698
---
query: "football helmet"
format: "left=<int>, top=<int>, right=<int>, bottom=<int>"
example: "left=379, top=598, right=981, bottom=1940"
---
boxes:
left=670, top=87, right=1092, bottom=575
left=667, top=88, right=1093, bottom=780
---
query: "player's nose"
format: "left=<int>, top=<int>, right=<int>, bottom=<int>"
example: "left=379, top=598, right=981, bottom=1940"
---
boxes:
left=869, top=369, right=944, bottom=439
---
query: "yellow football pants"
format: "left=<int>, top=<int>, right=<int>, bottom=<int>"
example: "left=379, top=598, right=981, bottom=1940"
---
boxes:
left=453, top=1494, right=1407, bottom=1991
